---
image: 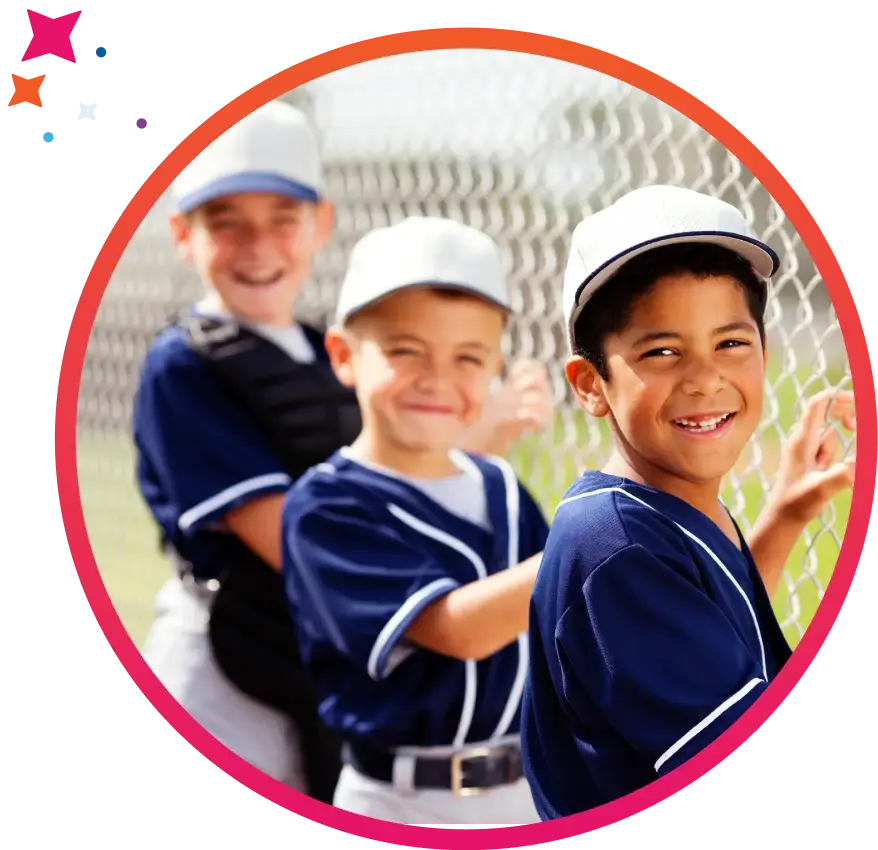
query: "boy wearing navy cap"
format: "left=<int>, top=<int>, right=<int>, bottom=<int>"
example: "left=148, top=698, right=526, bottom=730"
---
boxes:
left=281, top=217, right=551, bottom=823
left=135, top=100, right=338, bottom=799
left=520, top=185, right=857, bottom=820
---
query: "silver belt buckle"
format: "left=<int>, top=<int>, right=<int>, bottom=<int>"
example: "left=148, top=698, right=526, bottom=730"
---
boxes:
left=450, top=746, right=496, bottom=797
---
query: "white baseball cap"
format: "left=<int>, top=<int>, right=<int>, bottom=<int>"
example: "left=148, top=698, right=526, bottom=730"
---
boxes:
left=335, top=216, right=511, bottom=324
left=171, top=100, right=323, bottom=214
left=563, top=185, right=780, bottom=350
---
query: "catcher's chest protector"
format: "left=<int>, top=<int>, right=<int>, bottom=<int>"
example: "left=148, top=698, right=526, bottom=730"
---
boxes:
left=183, top=313, right=363, bottom=479
left=180, top=313, right=362, bottom=803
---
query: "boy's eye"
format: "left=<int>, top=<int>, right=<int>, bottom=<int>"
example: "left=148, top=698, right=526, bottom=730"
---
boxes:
left=717, top=338, right=751, bottom=350
left=641, top=347, right=678, bottom=359
left=388, top=348, right=419, bottom=357
left=458, top=354, right=485, bottom=366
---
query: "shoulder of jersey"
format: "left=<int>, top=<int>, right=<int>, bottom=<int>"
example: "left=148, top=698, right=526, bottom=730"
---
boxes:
left=141, top=324, right=206, bottom=377
left=554, top=475, right=620, bottom=517
left=551, top=477, right=684, bottom=561
left=284, top=457, right=391, bottom=528
left=293, top=456, right=409, bottom=505
left=288, top=455, right=357, bottom=502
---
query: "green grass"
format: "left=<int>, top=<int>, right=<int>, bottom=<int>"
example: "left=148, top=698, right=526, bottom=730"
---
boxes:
left=79, top=363, right=852, bottom=651
left=77, top=435, right=170, bottom=647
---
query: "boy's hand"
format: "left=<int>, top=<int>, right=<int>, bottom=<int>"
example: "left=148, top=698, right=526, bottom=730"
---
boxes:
left=767, top=387, right=856, bottom=526
left=456, top=359, right=553, bottom=457
left=492, top=358, right=554, bottom=441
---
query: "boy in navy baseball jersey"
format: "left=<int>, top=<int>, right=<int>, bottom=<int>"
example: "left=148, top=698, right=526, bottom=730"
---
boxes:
left=133, top=102, right=553, bottom=802
left=282, top=217, right=551, bottom=823
left=520, top=185, right=857, bottom=820
left=133, top=100, right=338, bottom=797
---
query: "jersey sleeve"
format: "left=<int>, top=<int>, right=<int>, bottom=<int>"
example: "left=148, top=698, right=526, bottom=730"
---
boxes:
left=282, top=483, right=460, bottom=681
left=556, top=543, right=769, bottom=776
left=132, top=335, right=290, bottom=535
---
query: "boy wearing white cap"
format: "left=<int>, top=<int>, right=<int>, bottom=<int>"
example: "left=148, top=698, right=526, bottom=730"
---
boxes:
left=132, top=102, right=553, bottom=802
left=520, top=185, right=857, bottom=820
left=280, top=217, right=551, bottom=823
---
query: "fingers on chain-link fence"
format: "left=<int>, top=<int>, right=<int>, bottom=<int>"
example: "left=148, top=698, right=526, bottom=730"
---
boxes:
left=78, top=52, right=851, bottom=645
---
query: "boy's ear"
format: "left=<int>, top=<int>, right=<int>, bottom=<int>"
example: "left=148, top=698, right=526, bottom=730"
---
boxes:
left=324, top=325, right=356, bottom=387
left=169, top=213, right=194, bottom=262
left=312, top=200, right=335, bottom=250
left=565, top=356, right=610, bottom=418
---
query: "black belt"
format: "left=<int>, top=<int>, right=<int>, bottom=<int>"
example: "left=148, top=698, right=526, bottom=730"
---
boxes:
left=343, top=742, right=523, bottom=796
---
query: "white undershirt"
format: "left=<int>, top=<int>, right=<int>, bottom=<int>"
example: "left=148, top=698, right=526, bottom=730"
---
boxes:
left=340, top=447, right=491, bottom=531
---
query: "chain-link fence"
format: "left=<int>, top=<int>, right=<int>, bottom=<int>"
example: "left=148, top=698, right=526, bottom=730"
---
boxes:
left=77, top=50, right=852, bottom=648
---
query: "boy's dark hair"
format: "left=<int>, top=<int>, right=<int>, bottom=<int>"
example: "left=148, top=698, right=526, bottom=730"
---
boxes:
left=572, top=242, right=768, bottom=380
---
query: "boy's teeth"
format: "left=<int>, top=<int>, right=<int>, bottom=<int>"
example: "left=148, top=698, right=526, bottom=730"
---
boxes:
left=674, top=413, right=731, bottom=432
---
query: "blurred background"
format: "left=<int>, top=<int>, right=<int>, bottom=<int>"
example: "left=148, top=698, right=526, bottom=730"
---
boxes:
left=75, top=49, right=851, bottom=649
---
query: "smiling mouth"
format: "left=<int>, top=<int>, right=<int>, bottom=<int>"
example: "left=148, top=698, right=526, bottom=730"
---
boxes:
left=671, top=412, right=736, bottom=434
left=232, top=271, right=284, bottom=287
left=405, top=404, right=456, bottom=415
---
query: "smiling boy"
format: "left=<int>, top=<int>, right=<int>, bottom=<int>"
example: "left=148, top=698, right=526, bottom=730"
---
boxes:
left=133, top=102, right=554, bottom=803
left=519, top=185, right=857, bottom=820
left=281, top=216, right=550, bottom=823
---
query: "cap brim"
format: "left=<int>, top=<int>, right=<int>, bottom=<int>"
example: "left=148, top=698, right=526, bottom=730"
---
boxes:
left=174, top=172, right=320, bottom=214
left=337, top=281, right=512, bottom=325
left=568, top=231, right=780, bottom=340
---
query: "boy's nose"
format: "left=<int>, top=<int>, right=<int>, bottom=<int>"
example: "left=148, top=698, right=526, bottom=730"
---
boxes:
left=236, top=237, right=281, bottom=265
left=236, top=223, right=275, bottom=249
left=679, top=357, right=726, bottom=397
left=414, top=358, right=453, bottom=390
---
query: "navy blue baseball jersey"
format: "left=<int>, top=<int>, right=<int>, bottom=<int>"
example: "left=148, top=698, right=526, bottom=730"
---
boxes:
left=520, top=470, right=792, bottom=821
left=281, top=450, right=550, bottom=752
left=133, top=316, right=307, bottom=580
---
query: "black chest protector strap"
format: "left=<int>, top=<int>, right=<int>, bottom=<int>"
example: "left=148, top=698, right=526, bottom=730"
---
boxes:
left=182, top=313, right=362, bottom=479
left=177, top=313, right=361, bottom=803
